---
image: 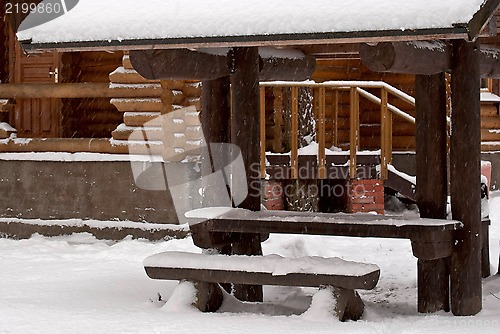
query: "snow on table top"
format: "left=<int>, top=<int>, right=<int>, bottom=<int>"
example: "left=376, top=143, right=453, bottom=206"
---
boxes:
left=144, top=251, right=380, bottom=277
left=185, top=207, right=461, bottom=228
left=18, top=0, right=487, bottom=45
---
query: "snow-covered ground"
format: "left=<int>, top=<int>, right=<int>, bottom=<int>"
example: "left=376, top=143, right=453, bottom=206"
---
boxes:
left=1, top=196, right=499, bottom=333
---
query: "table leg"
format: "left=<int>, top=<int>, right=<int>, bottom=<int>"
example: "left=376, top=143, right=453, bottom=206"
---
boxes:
left=231, top=233, right=263, bottom=302
left=418, top=258, right=450, bottom=313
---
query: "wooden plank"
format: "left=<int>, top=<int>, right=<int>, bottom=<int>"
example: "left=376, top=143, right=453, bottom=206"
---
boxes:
left=333, top=90, right=339, bottom=147
left=318, top=87, right=327, bottom=179
left=450, top=40, right=482, bottom=316
left=123, top=112, right=161, bottom=126
left=415, top=73, right=449, bottom=313
left=480, top=129, right=500, bottom=141
left=272, top=87, right=284, bottom=152
left=481, top=104, right=499, bottom=116
left=111, top=98, right=162, bottom=112
left=144, top=252, right=380, bottom=290
left=109, top=69, right=160, bottom=84
left=189, top=210, right=460, bottom=253
left=260, top=87, right=266, bottom=178
left=380, top=87, right=389, bottom=179
left=349, top=87, right=359, bottom=178
left=291, top=87, right=299, bottom=179
left=481, top=115, right=500, bottom=128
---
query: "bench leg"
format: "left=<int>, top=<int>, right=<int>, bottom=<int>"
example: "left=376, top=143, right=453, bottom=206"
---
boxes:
left=191, top=281, right=224, bottom=313
left=481, top=220, right=490, bottom=278
left=314, top=286, right=364, bottom=321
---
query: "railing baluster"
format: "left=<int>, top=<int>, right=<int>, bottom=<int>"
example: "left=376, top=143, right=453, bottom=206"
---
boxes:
left=350, top=87, right=359, bottom=179
left=318, top=87, right=326, bottom=179
left=291, top=87, right=299, bottom=179
left=333, top=90, right=339, bottom=148
left=260, top=86, right=266, bottom=179
left=380, top=87, right=389, bottom=180
left=273, top=87, right=284, bottom=152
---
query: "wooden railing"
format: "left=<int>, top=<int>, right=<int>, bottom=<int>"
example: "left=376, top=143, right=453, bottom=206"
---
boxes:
left=259, top=81, right=416, bottom=180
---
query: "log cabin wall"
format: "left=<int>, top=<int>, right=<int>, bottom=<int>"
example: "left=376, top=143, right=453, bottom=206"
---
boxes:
left=109, top=52, right=202, bottom=144
left=60, top=51, right=123, bottom=138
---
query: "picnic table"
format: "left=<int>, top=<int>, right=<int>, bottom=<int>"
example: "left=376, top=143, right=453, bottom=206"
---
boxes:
left=187, top=208, right=461, bottom=262
left=144, top=207, right=462, bottom=320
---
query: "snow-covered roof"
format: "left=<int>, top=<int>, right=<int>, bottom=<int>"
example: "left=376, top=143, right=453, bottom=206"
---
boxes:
left=18, top=0, right=499, bottom=52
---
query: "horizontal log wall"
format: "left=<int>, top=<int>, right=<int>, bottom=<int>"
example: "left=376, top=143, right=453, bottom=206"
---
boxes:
left=109, top=52, right=202, bottom=144
left=60, top=51, right=124, bottom=138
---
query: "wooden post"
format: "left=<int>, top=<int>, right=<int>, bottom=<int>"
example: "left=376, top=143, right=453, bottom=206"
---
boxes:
left=230, top=47, right=263, bottom=302
left=260, top=87, right=266, bottom=178
left=318, top=87, right=327, bottom=179
left=349, top=87, right=359, bottom=178
left=333, top=90, right=339, bottom=148
left=450, top=40, right=482, bottom=316
left=201, top=76, right=232, bottom=293
left=380, top=88, right=389, bottom=180
left=291, top=87, right=299, bottom=179
left=415, top=73, right=450, bottom=313
left=273, top=87, right=284, bottom=152
left=202, top=77, right=231, bottom=145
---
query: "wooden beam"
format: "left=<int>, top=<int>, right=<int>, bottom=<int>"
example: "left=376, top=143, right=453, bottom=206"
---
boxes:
left=415, top=73, right=449, bottom=313
left=450, top=40, right=482, bottom=316
left=130, top=48, right=316, bottom=81
left=360, top=41, right=450, bottom=75
left=259, top=53, right=316, bottom=81
left=360, top=41, right=500, bottom=77
left=130, top=49, right=229, bottom=81
left=0, top=83, right=155, bottom=99
left=230, top=47, right=263, bottom=302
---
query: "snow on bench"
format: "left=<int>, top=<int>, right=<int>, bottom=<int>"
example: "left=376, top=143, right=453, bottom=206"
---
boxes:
left=144, top=251, right=380, bottom=320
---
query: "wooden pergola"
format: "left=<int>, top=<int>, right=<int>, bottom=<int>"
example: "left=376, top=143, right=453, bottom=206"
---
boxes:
left=8, top=0, right=500, bottom=316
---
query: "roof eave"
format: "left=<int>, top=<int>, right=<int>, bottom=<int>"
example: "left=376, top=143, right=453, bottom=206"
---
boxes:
left=19, top=27, right=472, bottom=54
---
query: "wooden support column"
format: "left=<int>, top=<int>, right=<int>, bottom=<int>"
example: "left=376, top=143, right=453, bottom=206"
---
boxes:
left=450, top=40, right=482, bottom=316
left=230, top=47, right=263, bottom=302
left=201, top=77, right=233, bottom=294
left=202, top=77, right=231, bottom=145
left=415, top=73, right=449, bottom=313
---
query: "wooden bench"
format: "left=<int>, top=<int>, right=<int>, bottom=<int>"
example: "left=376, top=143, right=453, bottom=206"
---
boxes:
left=144, top=251, right=380, bottom=321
